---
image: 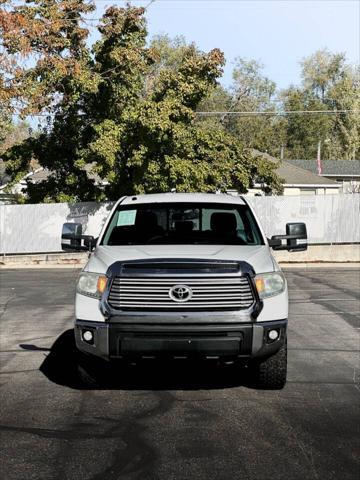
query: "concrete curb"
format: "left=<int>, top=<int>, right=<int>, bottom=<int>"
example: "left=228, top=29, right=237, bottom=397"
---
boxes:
left=273, top=244, right=360, bottom=263
left=0, top=252, right=88, bottom=268
left=279, top=262, right=359, bottom=269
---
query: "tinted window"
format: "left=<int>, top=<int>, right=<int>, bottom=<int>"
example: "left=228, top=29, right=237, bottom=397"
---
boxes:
left=102, top=203, right=263, bottom=246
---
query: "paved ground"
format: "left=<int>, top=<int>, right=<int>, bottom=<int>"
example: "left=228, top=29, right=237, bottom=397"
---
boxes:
left=0, top=268, right=359, bottom=480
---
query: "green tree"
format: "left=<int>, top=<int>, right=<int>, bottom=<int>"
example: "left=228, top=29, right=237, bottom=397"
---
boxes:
left=282, top=49, right=359, bottom=159
left=0, top=66, right=15, bottom=154
left=327, top=65, right=360, bottom=159
left=222, top=58, right=286, bottom=157
left=0, top=121, right=29, bottom=155
left=301, top=48, right=346, bottom=101
left=0, top=3, right=282, bottom=202
left=0, top=0, right=99, bottom=199
left=281, top=87, right=333, bottom=159
left=0, top=111, right=12, bottom=151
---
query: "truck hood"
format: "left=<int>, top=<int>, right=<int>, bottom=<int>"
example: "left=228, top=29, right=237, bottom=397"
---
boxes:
left=85, top=245, right=275, bottom=275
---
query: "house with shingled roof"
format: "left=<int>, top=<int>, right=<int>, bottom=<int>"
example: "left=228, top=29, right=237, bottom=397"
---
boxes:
left=246, top=151, right=340, bottom=196
left=286, top=159, right=360, bottom=193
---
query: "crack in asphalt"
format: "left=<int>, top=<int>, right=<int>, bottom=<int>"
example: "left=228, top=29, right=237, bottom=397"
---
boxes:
left=0, top=391, right=177, bottom=480
left=289, top=271, right=360, bottom=329
left=277, top=402, right=320, bottom=480
left=287, top=271, right=360, bottom=301
left=0, top=292, right=16, bottom=321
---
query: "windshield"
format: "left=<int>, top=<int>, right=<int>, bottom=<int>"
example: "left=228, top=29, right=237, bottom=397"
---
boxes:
left=101, top=202, right=264, bottom=246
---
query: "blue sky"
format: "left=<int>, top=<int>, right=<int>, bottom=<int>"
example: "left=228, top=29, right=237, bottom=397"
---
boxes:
left=92, top=0, right=359, bottom=89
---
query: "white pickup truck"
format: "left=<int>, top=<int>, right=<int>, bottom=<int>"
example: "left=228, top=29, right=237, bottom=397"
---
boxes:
left=62, top=193, right=307, bottom=389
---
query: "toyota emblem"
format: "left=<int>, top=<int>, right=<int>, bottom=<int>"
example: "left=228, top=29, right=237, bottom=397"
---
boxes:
left=169, top=284, right=193, bottom=303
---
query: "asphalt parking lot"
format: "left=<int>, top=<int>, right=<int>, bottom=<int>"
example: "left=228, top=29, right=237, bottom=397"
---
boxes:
left=0, top=267, right=359, bottom=480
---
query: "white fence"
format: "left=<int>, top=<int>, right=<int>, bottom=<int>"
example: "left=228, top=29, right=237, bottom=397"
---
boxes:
left=248, top=194, right=360, bottom=245
left=0, top=194, right=359, bottom=254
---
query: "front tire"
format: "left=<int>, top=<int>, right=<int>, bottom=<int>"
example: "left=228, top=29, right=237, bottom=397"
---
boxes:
left=251, top=342, right=287, bottom=389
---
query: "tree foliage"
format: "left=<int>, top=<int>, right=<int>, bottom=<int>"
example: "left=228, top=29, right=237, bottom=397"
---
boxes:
left=200, top=50, right=359, bottom=161
left=0, top=2, right=282, bottom=202
left=301, top=49, right=346, bottom=100
left=196, top=58, right=287, bottom=158
left=282, top=49, right=359, bottom=160
left=1, top=3, right=357, bottom=203
left=280, top=87, right=333, bottom=159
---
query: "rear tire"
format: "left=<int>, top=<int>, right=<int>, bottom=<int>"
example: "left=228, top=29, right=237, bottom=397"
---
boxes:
left=251, top=342, right=287, bottom=389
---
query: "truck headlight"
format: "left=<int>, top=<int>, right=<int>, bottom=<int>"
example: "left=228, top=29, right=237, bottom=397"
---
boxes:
left=255, top=272, right=286, bottom=299
left=77, top=272, right=107, bottom=298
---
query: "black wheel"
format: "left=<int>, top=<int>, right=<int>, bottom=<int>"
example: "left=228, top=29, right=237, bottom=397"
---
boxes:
left=251, top=342, right=287, bottom=389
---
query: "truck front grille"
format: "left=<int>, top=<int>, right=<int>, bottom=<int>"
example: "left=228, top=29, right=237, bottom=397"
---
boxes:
left=108, top=276, right=255, bottom=311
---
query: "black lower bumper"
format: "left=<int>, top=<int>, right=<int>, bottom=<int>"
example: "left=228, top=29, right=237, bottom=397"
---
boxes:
left=75, top=320, right=287, bottom=360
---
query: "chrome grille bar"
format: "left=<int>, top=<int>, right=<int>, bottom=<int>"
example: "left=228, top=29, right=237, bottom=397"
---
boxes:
left=108, top=275, right=255, bottom=311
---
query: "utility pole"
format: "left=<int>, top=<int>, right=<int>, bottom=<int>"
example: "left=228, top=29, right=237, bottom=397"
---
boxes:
left=280, top=145, right=285, bottom=160
left=317, top=140, right=322, bottom=175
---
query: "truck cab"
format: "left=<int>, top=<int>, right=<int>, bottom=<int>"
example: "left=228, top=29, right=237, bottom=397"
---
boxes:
left=62, top=193, right=307, bottom=389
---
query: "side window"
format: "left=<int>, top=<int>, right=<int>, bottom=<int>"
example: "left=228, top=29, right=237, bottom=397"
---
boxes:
left=102, top=211, right=120, bottom=244
left=155, top=209, right=167, bottom=230
left=202, top=207, right=260, bottom=245
left=169, top=208, right=200, bottom=232
left=202, top=208, right=244, bottom=231
left=235, top=212, right=247, bottom=243
left=102, top=209, right=138, bottom=245
left=239, top=208, right=262, bottom=245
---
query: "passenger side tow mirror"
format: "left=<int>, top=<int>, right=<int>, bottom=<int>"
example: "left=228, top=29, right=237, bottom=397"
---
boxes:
left=269, top=222, right=307, bottom=252
left=61, top=223, right=96, bottom=252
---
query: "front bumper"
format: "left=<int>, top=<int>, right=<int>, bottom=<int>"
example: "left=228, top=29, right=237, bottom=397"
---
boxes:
left=75, top=319, right=287, bottom=360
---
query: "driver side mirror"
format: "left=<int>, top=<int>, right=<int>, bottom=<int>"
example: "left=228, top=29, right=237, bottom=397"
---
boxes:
left=61, top=223, right=96, bottom=252
left=269, top=222, right=307, bottom=252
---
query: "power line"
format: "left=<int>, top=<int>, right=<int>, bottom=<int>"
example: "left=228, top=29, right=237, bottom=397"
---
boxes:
left=197, top=110, right=358, bottom=116
left=145, top=0, right=157, bottom=8
left=88, top=0, right=347, bottom=2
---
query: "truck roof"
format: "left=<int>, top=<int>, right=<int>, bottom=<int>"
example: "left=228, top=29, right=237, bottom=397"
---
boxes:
left=120, top=192, right=246, bottom=206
